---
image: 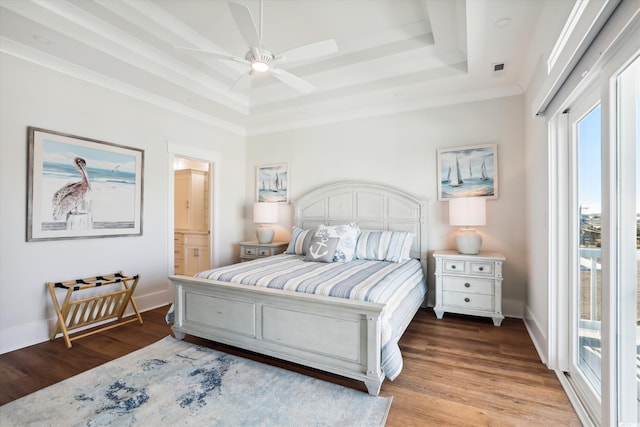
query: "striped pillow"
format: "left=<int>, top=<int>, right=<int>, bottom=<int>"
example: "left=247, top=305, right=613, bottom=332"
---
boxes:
left=355, top=230, right=415, bottom=263
left=285, top=226, right=316, bottom=255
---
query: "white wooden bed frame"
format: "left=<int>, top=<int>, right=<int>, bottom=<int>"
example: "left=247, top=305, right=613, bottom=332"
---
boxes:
left=169, top=181, right=428, bottom=395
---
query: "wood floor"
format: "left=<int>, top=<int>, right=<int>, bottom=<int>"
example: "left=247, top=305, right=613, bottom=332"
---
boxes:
left=0, top=305, right=581, bottom=426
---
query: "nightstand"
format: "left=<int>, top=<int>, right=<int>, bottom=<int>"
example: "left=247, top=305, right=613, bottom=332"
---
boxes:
left=433, top=250, right=506, bottom=326
left=239, top=241, right=288, bottom=262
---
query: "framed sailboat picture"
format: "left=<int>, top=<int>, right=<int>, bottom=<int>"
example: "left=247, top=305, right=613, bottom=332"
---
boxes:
left=256, top=163, right=288, bottom=203
left=436, top=143, right=498, bottom=201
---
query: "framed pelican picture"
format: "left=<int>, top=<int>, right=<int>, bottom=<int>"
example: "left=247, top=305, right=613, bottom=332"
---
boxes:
left=27, top=127, right=144, bottom=241
left=436, top=143, right=498, bottom=201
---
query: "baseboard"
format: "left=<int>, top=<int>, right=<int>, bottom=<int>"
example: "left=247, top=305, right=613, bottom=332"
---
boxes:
left=0, top=319, right=52, bottom=355
left=523, top=307, right=595, bottom=425
left=523, top=304, right=549, bottom=366
left=0, top=289, right=172, bottom=355
left=502, top=297, right=524, bottom=319
left=122, top=288, right=173, bottom=317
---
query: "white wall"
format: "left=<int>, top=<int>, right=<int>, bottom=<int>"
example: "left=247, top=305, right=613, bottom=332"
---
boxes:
left=245, top=95, right=527, bottom=313
left=0, top=54, right=246, bottom=354
left=523, top=66, right=552, bottom=362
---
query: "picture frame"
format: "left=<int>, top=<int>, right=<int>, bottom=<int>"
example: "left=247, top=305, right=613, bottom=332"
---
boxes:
left=256, top=163, right=288, bottom=203
left=437, top=143, right=498, bottom=201
left=27, top=127, right=144, bottom=241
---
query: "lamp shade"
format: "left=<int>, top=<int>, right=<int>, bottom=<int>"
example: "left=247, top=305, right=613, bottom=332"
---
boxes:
left=449, top=197, right=486, bottom=227
left=253, top=202, right=278, bottom=224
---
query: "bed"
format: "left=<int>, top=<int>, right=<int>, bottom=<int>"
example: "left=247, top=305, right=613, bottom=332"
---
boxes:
left=169, top=181, right=428, bottom=395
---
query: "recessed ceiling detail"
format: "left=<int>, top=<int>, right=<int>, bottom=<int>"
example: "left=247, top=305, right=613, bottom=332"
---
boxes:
left=0, top=0, right=543, bottom=135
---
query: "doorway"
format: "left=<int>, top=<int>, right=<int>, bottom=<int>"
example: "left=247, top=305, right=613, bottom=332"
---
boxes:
left=173, top=157, right=211, bottom=276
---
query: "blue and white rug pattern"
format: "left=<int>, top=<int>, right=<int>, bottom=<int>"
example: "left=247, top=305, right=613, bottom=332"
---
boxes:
left=0, top=336, right=392, bottom=426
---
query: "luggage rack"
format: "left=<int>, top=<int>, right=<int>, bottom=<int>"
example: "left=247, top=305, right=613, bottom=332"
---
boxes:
left=47, top=271, right=143, bottom=348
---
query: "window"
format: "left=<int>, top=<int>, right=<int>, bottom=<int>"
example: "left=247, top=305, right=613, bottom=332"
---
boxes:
left=550, top=37, right=639, bottom=427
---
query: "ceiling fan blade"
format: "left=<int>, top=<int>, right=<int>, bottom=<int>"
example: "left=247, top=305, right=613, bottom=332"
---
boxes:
left=271, top=68, right=314, bottom=94
left=276, top=39, right=338, bottom=63
left=175, top=47, right=248, bottom=64
left=230, top=71, right=252, bottom=91
left=228, top=2, right=260, bottom=48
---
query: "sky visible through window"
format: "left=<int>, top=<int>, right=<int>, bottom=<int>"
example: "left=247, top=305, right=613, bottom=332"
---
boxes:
left=578, top=104, right=602, bottom=216
left=578, top=101, right=640, bottom=214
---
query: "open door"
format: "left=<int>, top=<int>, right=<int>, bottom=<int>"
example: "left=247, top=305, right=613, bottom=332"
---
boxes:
left=173, top=157, right=211, bottom=276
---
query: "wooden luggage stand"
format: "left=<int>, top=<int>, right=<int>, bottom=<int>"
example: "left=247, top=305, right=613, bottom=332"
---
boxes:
left=47, top=272, right=143, bottom=348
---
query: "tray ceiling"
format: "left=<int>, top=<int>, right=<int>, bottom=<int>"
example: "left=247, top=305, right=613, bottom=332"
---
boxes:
left=0, top=0, right=547, bottom=135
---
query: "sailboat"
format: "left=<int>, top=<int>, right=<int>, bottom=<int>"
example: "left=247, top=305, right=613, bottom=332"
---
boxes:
left=481, top=158, right=488, bottom=180
left=450, top=155, right=463, bottom=187
left=444, top=165, right=452, bottom=183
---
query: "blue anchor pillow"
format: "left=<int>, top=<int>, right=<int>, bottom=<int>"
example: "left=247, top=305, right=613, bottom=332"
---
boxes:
left=304, top=236, right=339, bottom=263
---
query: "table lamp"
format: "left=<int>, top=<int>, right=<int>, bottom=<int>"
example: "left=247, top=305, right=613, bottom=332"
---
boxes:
left=449, top=197, right=486, bottom=255
left=253, top=202, right=278, bottom=244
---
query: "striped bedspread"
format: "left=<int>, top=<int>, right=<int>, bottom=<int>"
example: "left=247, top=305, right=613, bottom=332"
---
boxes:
left=194, top=254, right=427, bottom=380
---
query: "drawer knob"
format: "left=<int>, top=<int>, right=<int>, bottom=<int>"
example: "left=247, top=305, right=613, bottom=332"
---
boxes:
left=451, top=265, right=456, bottom=269
left=464, top=297, right=470, bottom=303
left=464, top=282, right=471, bottom=288
left=479, top=266, right=484, bottom=271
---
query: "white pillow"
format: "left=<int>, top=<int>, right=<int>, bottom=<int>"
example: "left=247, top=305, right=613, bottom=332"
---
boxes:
left=315, top=223, right=360, bottom=262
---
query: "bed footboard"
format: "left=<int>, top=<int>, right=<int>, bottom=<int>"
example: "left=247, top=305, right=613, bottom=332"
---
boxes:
left=169, top=275, right=385, bottom=395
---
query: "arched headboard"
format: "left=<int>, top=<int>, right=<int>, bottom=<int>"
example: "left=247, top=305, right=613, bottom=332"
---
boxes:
left=293, top=181, right=429, bottom=270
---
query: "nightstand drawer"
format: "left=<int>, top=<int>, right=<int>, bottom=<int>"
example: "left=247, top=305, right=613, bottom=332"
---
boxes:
left=442, top=291, right=493, bottom=311
left=442, top=276, right=493, bottom=295
left=239, top=241, right=288, bottom=262
left=443, top=260, right=465, bottom=273
left=470, top=262, right=493, bottom=275
left=258, top=248, right=271, bottom=256
left=243, top=247, right=257, bottom=256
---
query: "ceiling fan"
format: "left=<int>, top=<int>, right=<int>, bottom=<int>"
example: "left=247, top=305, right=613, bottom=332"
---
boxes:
left=179, top=0, right=338, bottom=94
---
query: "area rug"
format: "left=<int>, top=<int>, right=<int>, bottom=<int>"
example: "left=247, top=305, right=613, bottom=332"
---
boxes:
left=0, top=336, right=391, bottom=426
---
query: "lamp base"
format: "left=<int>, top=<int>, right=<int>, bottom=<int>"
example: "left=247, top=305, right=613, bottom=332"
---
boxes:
left=454, top=228, right=482, bottom=255
left=256, top=225, right=274, bottom=244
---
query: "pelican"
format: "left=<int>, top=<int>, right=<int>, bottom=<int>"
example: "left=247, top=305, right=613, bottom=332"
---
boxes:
left=52, top=157, right=92, bottom=221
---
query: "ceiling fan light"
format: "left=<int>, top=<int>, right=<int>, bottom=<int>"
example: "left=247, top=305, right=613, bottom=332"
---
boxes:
left=251, top=61, right=269, bottom=72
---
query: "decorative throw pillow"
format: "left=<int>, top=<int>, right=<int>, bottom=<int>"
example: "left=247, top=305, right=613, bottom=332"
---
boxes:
left=304, top=236, right=339, bottom=263
left=285, top=226, right=315, bottom=255
left=355, top=230, right=389, bottom=261
left=384, top=231, right=415, bottom=263
left=315, top=223, right=360, bottom=262
left=355, top=230, right=415, bottom=263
